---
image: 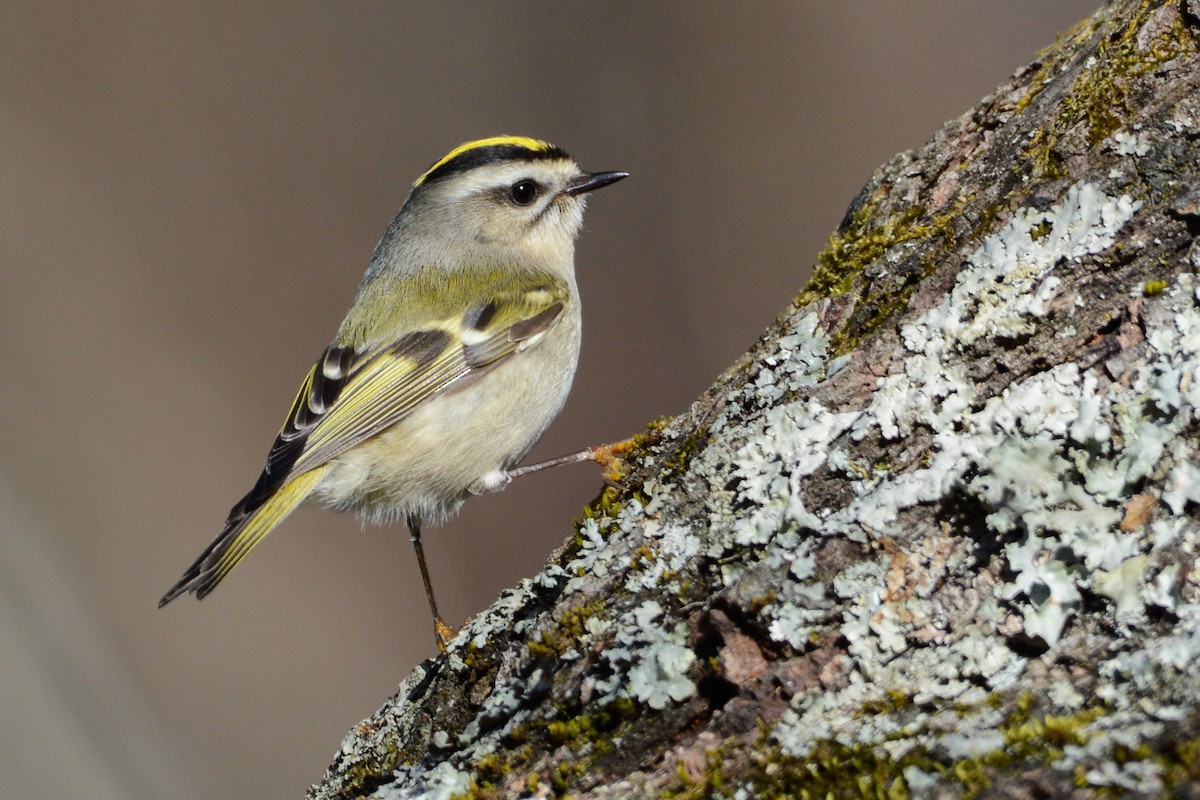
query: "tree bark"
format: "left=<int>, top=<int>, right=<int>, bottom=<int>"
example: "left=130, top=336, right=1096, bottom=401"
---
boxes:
left=309, top=1, right=1200, bottom=797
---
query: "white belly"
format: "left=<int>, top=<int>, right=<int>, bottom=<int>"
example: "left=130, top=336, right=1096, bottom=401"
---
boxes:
left=311, top=305, right=581, bottom=526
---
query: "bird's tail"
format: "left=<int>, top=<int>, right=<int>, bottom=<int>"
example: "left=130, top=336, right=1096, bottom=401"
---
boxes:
left=158, top=467, right=328, bottom=607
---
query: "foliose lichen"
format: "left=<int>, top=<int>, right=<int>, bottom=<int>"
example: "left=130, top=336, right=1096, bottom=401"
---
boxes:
left=311, top=5, right=1200, bottom=794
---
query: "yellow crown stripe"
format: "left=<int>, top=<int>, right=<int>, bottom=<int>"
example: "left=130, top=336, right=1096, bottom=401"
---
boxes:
left=415, top=136, right=556, bottom=186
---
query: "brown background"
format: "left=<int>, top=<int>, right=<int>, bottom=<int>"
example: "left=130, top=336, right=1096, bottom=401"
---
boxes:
left=0, top=4, right=1096, bottom=798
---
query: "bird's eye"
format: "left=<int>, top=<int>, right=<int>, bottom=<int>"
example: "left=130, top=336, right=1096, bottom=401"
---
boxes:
left=509, top=180, right=539, bottom=206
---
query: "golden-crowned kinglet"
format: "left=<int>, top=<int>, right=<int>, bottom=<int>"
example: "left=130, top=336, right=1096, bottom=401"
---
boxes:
left=160, top=137, right=627, bottom=646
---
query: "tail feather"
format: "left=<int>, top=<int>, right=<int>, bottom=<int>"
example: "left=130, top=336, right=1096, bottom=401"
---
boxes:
left=158, top=467, right=328, bottom=607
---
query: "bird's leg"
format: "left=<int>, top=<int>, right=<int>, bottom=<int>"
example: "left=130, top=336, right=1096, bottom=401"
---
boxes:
left=506, top=437, right=639, bottom=482
left=408, top=518, right=455, bottom=652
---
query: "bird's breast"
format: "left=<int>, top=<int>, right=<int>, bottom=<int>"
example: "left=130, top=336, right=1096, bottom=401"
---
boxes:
left=313, top=303, right=582, bottom=525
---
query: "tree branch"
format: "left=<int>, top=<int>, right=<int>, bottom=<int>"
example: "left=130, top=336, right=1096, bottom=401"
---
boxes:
left=310, top=1, right=1200, bottom=796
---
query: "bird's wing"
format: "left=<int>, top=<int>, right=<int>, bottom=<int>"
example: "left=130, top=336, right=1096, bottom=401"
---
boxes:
left=242, top=275, right=569, bottom=511
left=157, top=274, right=569, bottom=606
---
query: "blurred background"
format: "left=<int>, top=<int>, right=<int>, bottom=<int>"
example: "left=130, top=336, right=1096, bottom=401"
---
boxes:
left=0, top=3, right=1097, bottom=798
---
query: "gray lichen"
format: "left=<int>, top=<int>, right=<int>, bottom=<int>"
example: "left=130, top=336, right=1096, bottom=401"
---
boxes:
left=309, top=2, right=1200, bottom=797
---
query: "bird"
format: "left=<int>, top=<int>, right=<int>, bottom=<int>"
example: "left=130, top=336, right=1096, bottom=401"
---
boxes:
left=159, top=136, right=627, bottom=647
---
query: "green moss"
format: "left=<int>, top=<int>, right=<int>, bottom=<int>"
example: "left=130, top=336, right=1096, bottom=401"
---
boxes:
left=752, top=740, right=931, bottom=800
left=527, top=701, right=638, bottom=795
left=1022, top=0, right=1196, bottom=177
left=473, top=752, right=510, bottom=786
left=501, top=722, right=529, bottom=747
left=965, top=201, right=1009, bottom=246
left=1159, top=736, right=1200, bottom=791
left=1074, top=729, right=1200, bottom=795
left=577, top=486, right=647, bottom=536
left=844, top=459, right=873, bottom=481
left=1024, top=128, right=1070, bottom=179
left=748, top=591, right=778, bottom=615
left=526, top=637, right=560, bottom=660
left=526, top=598, right=608, bottom=659
left=460, top=641, right=484, bottom=671
left=660, top=424, right=711, bottom=482
left=331, top=741, right=404, bottom=800
left=789, top=4, right=1194, bottom=357
left=660, top=696, right=1115, bottom=799
left=628, top=544, right=656, bottom=569
left=859, top=689, right=914, bottom=717
left=551, top=759, right=583, bottom=793
left=662, top=743, right=730, bottom=800
left=505, top=697, right=638, bottom=791
left=749, top=701, right=1103, bottom=798
left=1014, top=14, right=1100, bottom=114
left=1144, top=279, right=1167, bottom=296
left=996, top=701, right=1102, bottom=760
left=798, top=201, right=930, bottom=306
left=544, top=699, right=634, bottom=748
left=795, top=196, right=965, bottom=356
left=448, top=699, right=642, bottom=798
left=1013, top=60, right=1056, bottom=117
left=450, top=741, right=542, bottom=799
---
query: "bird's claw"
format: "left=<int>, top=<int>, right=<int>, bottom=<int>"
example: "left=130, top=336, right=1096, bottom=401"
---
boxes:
left=587, top=437, right=638, bottom=481
left=434, top=617, right=457, bottom=653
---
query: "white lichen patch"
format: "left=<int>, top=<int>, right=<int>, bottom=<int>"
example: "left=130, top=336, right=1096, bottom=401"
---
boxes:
left=761, top=540, right=831, bottom=649
left=854, top=181, right=1140, bottom=443
left=832, top=183, right=1149, bottom=646
left=318, top=171, right=1200, bottom=798
left=563, top=515, right=615, bottom=593
left=455, top=579, right=543, bottom=651
left=324, top=458, right=729, bottom=794
left=372, top=760, right=472, bottom=800
left=1111, top=128, right=1151, bottom=157
left=677, top=181, right=1200, bottom=792
left=595, top=600, right=697, bottom=710
left=718, top=310, right=837, bottom=420
left=623, top=519, right=699, bottom=593
left=730, top=398, right=861, bottom=546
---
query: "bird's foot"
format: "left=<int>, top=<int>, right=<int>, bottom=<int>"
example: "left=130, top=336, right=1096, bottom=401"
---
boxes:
left=434, top=617, right=457, bottom=653
left=585, top=437, right=638, bottom=481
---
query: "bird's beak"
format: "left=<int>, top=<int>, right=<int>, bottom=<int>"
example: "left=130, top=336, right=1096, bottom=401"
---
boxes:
left=565, top=170, right=629, bottom=196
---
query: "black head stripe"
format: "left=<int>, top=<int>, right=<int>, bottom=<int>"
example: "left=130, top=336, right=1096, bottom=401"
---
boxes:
left=419, top=143, right=571, bottom=186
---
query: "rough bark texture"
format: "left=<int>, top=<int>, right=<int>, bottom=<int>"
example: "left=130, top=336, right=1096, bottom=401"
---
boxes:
left=309, top=1, right=1200, bottom=797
